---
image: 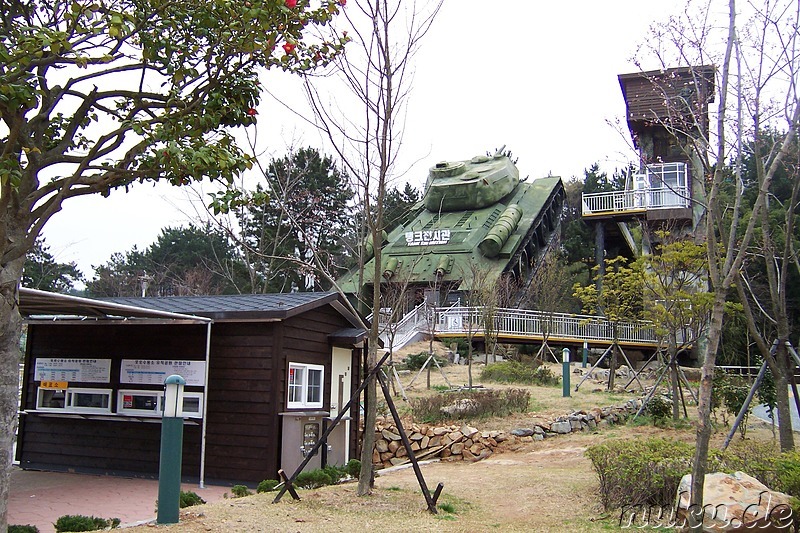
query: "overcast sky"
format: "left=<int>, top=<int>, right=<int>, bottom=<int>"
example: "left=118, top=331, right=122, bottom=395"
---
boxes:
left=42, top=1, right=700, bottom=282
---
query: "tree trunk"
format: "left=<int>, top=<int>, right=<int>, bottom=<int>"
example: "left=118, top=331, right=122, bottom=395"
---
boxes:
left=608, top=327, right=618, bottom=391
left=690, top=292, right=726, bottom=529
left=357, top=344, right=377, bottom=495
left=358, top=222, right=383, bottom=495
left=467, top=341, right=473, bottom=390
left=0, top=258, right=25, bottom=532
left=670, top=337, right=680, bottom=421
left=774, top=343, right=795, bottom=451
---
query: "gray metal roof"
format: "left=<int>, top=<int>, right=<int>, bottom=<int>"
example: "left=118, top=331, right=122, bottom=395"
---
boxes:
left=20, top=287, right=210, bottom=322
left=20, top=288, right=367, bottom=333
left=104, top=291, right=359, bottom=324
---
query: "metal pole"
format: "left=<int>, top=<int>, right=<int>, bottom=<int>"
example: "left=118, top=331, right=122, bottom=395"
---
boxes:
left=721, top=361, right=768, bottom=451
left=562, top=348, right=571, bottom=397
left=158, top=375, right=186, bottom=525
left=582, top=340, right=588, bottom=368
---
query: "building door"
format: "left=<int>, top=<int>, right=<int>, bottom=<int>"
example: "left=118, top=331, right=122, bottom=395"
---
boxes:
left=327, top=347, right=352, bottom=466
left=633, top=172, right=648, bottom=207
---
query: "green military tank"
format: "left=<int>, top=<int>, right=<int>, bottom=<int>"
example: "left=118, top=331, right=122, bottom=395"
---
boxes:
left=338, top=148, right=565, bottom=308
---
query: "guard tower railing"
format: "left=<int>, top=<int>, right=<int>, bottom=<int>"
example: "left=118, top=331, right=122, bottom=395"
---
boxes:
left=582, top=162, right=691, bottom=216
left=582, top=186, right=691, bottom=216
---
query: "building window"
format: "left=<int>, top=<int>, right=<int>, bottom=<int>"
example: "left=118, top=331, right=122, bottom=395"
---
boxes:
left=36, top=387, right=112, bottom=414
left=117, top=390, right=204, bottom=418
left=287, top=363, right=324, bottom=409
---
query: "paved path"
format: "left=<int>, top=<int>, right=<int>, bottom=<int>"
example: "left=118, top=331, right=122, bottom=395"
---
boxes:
left=8, top=467, right=229, bottom=532
left=751, top=386, right=800, bottom=431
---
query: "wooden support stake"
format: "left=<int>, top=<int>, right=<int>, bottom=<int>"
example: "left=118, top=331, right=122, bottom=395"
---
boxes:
left=431, top=482, right=444, bottom=505
left=574, top=344, right=613, bottom=392
left=278, top=469, right=300, bottom=501
left=378, top=372, right=440, bottom=514
left=617, top=345, right=645, bottom=392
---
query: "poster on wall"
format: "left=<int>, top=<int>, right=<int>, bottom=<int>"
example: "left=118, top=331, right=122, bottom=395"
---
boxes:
left=120, top=360, right=206, bottom=386
left=34, top=358, right=111, bottom=383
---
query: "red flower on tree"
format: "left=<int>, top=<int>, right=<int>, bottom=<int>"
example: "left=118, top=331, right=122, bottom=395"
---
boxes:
left=283, top=42, right=296, bottom=54
left=285, top=0, right=297, bottom=7
left=247, top=107, right=257, bottom=116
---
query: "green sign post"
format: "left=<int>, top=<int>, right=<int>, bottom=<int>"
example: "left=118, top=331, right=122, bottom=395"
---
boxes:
left=157, top=374, right=186, bottom=524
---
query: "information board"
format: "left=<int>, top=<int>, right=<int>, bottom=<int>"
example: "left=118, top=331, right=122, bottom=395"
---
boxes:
left=34, top=358, right=111, bottom=383
left=120, top=360, right=206, bottom=386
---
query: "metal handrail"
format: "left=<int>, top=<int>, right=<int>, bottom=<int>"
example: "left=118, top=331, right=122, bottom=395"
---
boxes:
left=434, top=306, right=658, bottom=345
left=582, top=186, right=691, bottom=215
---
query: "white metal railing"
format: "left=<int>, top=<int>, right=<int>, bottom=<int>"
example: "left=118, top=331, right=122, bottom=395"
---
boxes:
left=378, top=302, right=429, bottom=350
left=582, top=162, right=691, bottom=216
left=582, top=186, right=691, bottom=215
left=434, top=306, right=658, bottom=346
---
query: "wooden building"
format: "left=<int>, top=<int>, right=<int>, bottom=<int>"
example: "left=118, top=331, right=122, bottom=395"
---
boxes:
left=16, top=289, right=366, bottom=485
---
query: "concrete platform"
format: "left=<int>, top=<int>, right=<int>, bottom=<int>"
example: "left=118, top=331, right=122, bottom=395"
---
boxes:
left=8, top=467, right=229, bottom=532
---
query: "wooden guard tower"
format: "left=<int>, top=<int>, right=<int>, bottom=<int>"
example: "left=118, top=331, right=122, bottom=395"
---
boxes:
left=583, top=65, right=715, bottom=263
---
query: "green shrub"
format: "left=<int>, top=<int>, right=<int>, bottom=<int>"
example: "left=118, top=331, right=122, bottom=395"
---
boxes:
left=230, top=485, right=252, bottom=498
left=294, top=469, right=333, bottom=489
left=449, top=337, right=472, bottom=355
left=644, top=395, right=672, bottom=421
left=585, top=438, right=694, bottom=511
left=257, top=479, right=280, bottom=493
left=54, top=515, right=119, bottom=532
left=410, top=388, right=531, bottom=423
left=403, top=351, right=446, bottom=371
left=179, top=490, right=206, bottom=508
left=713, top=440, right=781, bottom=490
left=775, top=451, right=800, bottom=497
left=480, top=360, right=559, bottom=386
left=712, top=372, right=753, bottom=436
left=346, top=459, right=361, bottom=479
left=9, top=525, right=39, bottom=533
left=323, top=464, right=347, bottom=484
left=586, top=437, right=800, bottom=512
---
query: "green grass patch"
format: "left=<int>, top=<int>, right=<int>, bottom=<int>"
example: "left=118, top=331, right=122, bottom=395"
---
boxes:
left=480, top=360, right=560, bottom=386
left=410, top=388, right=531, bottom=423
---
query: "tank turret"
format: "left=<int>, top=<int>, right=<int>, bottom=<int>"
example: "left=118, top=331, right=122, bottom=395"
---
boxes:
left=423, top=150, right=519, bottom=212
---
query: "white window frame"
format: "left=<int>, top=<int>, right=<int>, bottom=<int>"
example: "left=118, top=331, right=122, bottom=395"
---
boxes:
left=117, top=389, right=204, bottom=418
left=173, top=392, right=204, bottom=418
left=117, top=390, right=161, bottom=416
left=287, top=363, right=324, bottom=409
left=37, top=387, right=113, bottom=414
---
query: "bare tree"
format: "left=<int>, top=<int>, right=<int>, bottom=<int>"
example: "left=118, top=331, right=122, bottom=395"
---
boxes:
left=524, top=252, right=574, bottom=362
left=298, top=0, right=443, bottom=495
left=735, top=138, right=800, bottom=452
left=636, top=0, right=800, bottom=517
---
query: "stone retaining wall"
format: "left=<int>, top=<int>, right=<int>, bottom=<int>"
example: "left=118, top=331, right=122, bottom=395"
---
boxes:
left=371, top=397, right=645, bottom=469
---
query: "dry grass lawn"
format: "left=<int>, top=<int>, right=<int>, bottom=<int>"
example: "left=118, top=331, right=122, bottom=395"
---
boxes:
left=123, top=342, right=780, bottom=532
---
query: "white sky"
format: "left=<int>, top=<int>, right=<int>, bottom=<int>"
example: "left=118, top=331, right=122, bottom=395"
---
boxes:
left=42, top=1, right=699, bottom=281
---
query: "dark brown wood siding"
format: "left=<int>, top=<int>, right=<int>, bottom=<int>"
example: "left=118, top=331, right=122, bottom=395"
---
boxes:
left=18, top=302, right=362, bottom=485
left=18, top=322, right=207, bottom=477
left=620, top=66, right=714, bottom=136
left=203, top=321, right=277, bottom=482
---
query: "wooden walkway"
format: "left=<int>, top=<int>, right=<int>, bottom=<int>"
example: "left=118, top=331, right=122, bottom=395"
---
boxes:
left=432, top=306, right=659, bottom=349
